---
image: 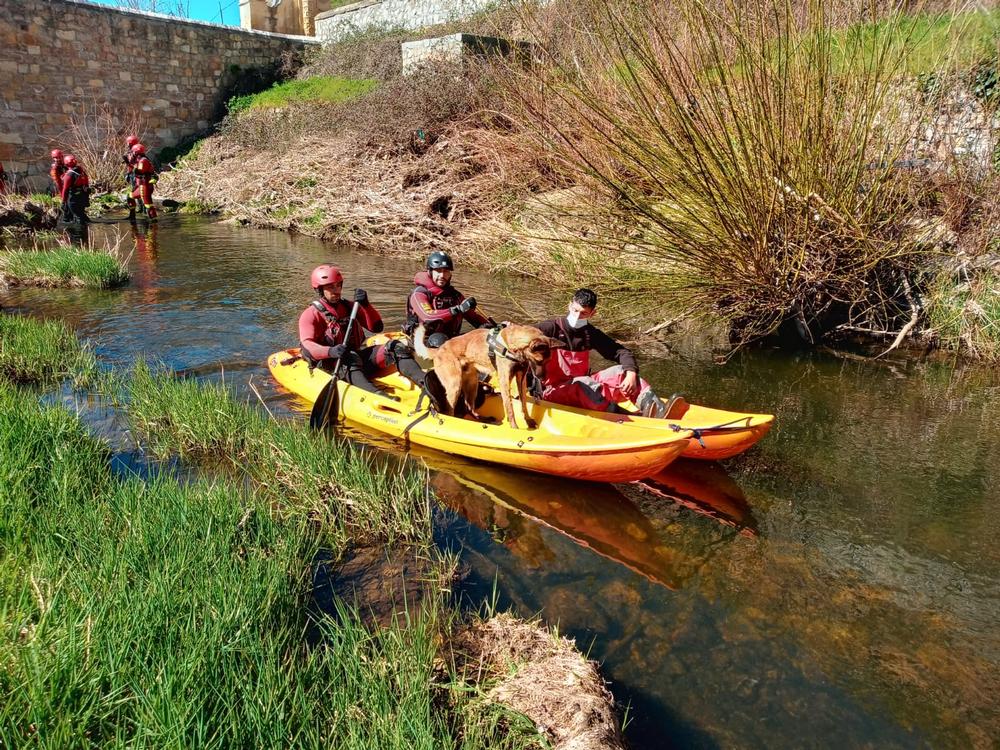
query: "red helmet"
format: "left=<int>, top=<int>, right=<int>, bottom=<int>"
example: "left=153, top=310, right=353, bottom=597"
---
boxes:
left=310, top=264, right=344, bottom=290
left=62, top=154, right=78, bottom=167
left=50, top=149, right=63, bottom=160
left=131, top=143, right=146, bottom=155
left=126, top=135, right=140, bottom=146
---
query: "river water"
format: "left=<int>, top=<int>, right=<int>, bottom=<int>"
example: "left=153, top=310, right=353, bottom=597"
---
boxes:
left=4, top=216, right=998, bottom=748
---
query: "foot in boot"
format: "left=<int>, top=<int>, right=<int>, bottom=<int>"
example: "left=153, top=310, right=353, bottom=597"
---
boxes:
left=637, top=389, right=668, bottom=419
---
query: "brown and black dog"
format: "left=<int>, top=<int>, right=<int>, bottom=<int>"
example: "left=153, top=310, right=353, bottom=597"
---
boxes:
left=414, top=324, right=564, bottom=429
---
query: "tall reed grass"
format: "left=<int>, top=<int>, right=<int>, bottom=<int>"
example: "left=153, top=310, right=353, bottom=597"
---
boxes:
left=122, top=361, right=430, bottom=545
left=511, top=0, right=962, bottom=344
left=0, top=384, right=534, bottom=749
left=0, top=313, right=96, bottom=385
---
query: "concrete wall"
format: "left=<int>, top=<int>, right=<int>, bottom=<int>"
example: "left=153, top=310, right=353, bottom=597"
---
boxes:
left=0, top=0, right=317, bottom=186
left=315, top=0, right=499, bottom=43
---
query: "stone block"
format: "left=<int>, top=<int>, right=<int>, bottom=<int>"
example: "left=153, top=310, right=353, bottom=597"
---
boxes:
left=27, top=45, right=40, bottom=55
left=400, top=33, right=534, bottom=75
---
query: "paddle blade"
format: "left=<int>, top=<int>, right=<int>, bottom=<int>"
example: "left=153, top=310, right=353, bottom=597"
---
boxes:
left=309, top=377, right=339, bottom=431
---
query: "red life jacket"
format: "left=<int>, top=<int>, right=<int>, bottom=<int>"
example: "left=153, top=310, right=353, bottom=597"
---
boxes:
left=312, top=298, right=363, bottom=349
left=404, top=270, right=464, bottom=335
left=134, top=156, right=156, bottom=183
left=50, top=161, right=66, bottom=186
left=65, top=166, right=89, bottom=192
left=543, top=318, right=591, bottom=386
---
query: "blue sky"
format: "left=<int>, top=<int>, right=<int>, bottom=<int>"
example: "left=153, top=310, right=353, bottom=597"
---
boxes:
left=88, top=0, right=242, bottom=26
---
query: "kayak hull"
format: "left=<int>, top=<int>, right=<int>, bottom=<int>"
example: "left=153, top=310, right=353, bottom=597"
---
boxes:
left=268, top=349, right=691, bottom=483
left=366, top=333, right=773, bottom=460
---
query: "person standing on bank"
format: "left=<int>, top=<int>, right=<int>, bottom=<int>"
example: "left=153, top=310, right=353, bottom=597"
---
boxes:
left=128, top=144, right=158, bottom=220
left=49, top=149, right=66, bottom=194
left=122, top=135, right=140, bottom=190
left=300, top=265, right=428, bottom=395
left=404, top=251, right=491, bottom=350
left=59, top=154, right=90, bottom=224
left=534, top=288, right=686, bottom=419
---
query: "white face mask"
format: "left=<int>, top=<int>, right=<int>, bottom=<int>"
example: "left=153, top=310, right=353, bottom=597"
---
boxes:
left=566, top=310, right=589, bottom=329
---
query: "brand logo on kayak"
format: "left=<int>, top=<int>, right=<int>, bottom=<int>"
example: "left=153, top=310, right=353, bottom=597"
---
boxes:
left=368, top=410, right=398, bottom=425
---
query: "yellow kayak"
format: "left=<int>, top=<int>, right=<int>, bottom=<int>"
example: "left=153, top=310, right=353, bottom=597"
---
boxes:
left=367, top=332, right=773, bottom=461
left=554, top=400, right=774, bottom=461
left=268, top=349, right=692, bottom=483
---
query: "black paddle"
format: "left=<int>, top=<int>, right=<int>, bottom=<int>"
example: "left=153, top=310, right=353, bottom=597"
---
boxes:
left=309, top=297, right=362, bottom=431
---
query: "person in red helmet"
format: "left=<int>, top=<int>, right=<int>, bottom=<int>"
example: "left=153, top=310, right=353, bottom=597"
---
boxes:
left=122, top=135, right=140, bottom=190
left=0, top=161, right=7, bottom=195
left=49, top=149, right=66, bottom=195
left=59, top=154, right=91, bottom=224
left=404, top=250, right=490, bottom=350
left=128, top=144, right=158, bottom=220
left=299, top=265, right=427, bottom=395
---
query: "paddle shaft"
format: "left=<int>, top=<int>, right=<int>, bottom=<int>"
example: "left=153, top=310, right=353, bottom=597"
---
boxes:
left=309, top=296, right=361, bottom=430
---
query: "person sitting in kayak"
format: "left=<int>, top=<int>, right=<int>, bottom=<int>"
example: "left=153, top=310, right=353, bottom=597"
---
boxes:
left=299, top=264, right=428, bottom=395
left=534, top=288, right=687, bottom=419
left=404, top=250, right=491, bottom=349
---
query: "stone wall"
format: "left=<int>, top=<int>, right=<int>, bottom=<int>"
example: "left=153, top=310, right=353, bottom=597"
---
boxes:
left=315, top=0, right=499, bottom=43
left=0, top=0, right=317, bottom=187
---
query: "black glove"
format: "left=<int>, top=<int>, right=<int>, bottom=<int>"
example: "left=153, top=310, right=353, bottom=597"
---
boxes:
left=327, top=343, right=347, bottom=359
left=449, top=297, right=476, bottom=316
left=354, top=288, right=369, bottom=306
left=479, top=322, right=495, bottom=329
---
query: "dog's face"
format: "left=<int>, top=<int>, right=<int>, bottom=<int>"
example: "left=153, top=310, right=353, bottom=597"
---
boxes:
left=503, top=325, right=565, bottom=377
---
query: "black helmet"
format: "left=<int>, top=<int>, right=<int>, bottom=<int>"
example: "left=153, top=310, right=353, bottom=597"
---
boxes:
left=426, top=251, right=454, bottom=271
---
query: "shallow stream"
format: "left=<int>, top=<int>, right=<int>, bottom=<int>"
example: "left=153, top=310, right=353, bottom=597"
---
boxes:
left=4, top=216, right=998, bottom=748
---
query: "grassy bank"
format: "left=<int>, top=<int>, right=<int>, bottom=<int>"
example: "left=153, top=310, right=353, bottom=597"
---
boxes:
left=0, top=313, right=96, bottom=385
left=0, top=243, right=130, bottom=289
left=122, top=361, right=429, bottom=545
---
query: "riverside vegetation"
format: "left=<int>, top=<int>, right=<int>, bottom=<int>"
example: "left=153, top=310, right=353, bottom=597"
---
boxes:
left=157, top=0, right=1000, bottom=360
left=0, top=313, right=618, bottom=749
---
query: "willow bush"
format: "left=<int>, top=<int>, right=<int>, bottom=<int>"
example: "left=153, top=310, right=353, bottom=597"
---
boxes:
left=514, top=0, right=960, bottom=345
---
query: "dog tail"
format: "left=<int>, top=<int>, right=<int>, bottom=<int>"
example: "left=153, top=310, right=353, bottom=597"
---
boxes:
left=412, top=324, right=433, bottom=360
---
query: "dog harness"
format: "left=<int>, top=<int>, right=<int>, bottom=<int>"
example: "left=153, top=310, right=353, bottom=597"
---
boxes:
left=486, top=324, right=520, bottom=365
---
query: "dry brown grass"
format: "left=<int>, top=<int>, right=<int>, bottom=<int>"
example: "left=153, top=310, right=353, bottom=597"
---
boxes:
left=451, top=613, right=626, bottom=750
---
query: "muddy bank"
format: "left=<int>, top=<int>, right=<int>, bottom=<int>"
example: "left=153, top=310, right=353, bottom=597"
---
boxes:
left=0, top=195, right=60, bottom=233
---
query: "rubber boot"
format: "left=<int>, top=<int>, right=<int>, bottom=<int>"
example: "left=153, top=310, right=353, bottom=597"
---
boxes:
left=636, top=389, right=669, bottom=419
left=146, top=204, right=157, bottom=220
left=395, top=355, right=427, bottom=388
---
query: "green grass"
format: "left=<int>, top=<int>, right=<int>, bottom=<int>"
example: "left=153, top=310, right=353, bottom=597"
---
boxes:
left=27, top=193, right=60, bottom=207
left=0, top=383, right=537, bottom=749
left=836, top=9, right=1000, bottom=76
left=0, top=246, right=130, bottom=289
left=0, top=313, right=96, bottom=385
left=926, top=271, right=1000, bottom=360
left=227, top=76, right=379, bottom=114
left=178, top=198, right=218, bottom=214
left=122, top=361, right=430, bottom=545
